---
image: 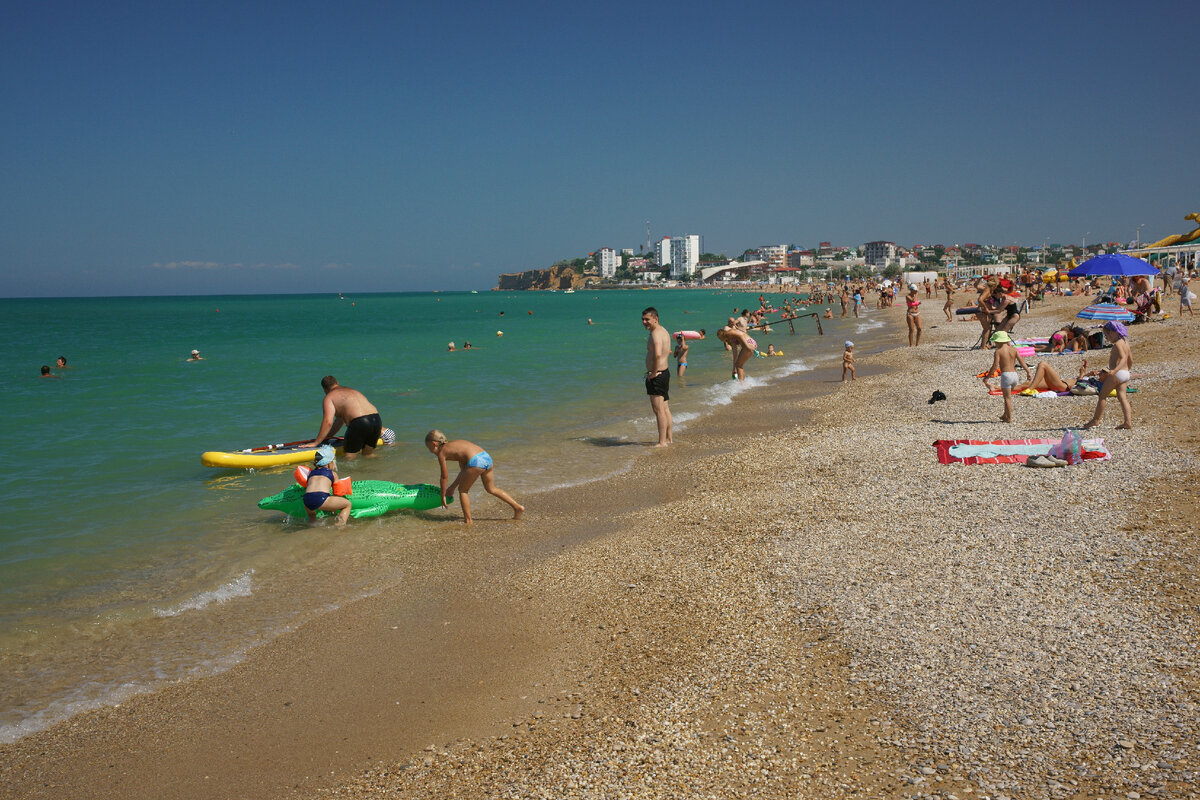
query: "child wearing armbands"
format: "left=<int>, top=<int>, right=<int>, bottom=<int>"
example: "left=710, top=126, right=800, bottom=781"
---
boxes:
left=304, top=445, right=352, bottom=527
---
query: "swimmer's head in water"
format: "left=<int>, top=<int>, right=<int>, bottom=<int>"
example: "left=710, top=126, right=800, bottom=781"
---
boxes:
left=314, top=445, right=335, bottom=466
left=381, top=428, right=396, bottom=445
left=56, top=356, right=66, bottom=366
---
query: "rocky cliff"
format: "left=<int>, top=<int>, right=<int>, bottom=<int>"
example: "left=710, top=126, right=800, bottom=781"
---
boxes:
left=494, top=266, right=596, bottom=291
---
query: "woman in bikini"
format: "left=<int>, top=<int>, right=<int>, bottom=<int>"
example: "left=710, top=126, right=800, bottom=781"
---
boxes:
left=719, top=323, right=758, bottom=382
left=905, top=283, right=923, bottom=346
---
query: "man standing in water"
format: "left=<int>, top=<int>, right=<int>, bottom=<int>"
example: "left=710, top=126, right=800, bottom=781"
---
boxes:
left=308, top=375, right=383, bottom=460
left=642, top=307, right=673, bottom=447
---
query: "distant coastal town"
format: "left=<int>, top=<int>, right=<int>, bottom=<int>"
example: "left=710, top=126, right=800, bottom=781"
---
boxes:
left=496, top=229, right=1198, bottom=290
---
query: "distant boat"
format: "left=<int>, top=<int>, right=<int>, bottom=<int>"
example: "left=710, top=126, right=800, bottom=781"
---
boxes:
left=563, top=288, right=575, bottom=294
left=470, top=290, right=478, bottom=294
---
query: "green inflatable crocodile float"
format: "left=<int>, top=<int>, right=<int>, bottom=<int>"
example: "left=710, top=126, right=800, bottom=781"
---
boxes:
left=258, top=480, right=452, bottom=520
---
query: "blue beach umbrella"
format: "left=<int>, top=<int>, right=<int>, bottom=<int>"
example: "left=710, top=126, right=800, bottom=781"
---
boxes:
left=1067, top=253, right=1159, bottom=278
left=1076, top=302, right=1135, bottom=322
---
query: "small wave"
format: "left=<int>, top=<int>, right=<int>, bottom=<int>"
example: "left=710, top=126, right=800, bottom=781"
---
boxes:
left=855, top=317, right=885, bottom=332
left=153, top=571, right=254, bottom=618
left=0, top=682, right=149, bottom=746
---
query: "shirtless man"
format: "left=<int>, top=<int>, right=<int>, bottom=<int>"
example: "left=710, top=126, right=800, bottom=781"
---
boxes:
left=641, top=307, right=673, bottom=447
left=984, top=331, right=1031, bottom=423
left=308, top=375, right=382, bottom=459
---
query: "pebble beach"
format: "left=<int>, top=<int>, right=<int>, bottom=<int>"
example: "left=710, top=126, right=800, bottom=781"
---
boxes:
left=2, top=293, right=1196, bottom=800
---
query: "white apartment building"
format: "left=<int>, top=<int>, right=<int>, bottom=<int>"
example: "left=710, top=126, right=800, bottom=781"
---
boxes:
left=669, top=234, right=701, bottom=279
left=599, top=247, right=620, bottom=278
left=655, top=237, right=672, bottom=269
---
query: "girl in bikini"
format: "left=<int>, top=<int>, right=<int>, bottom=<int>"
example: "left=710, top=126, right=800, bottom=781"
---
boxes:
left=425, top=430, right=524, bottom=524
left=303, top=445, right=352, bottom=527
left=1083, top=321, right=1133, bottom=430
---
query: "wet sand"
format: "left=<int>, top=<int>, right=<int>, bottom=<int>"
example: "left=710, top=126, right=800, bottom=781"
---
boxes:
left=2, top=294, right=1197, bottom=800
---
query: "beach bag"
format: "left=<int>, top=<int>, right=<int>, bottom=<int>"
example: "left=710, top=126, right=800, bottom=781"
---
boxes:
left=1048, top=429, right=1083, bottom=465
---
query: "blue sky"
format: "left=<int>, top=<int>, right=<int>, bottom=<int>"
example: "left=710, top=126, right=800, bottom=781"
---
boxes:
left=1, top=0, right=1193, bottom=296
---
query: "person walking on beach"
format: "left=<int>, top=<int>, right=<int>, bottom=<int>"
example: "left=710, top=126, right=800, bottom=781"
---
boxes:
left=308, top=375, right=383, bottom=460
left=842, top=341, right=855, bottom=381
left=1177, top=270, right=1193, bottom=318
left=642, top=307, right=673, bottom=446
left=839, top=288, right=849, bottom=318
left=983, top=331, right=1031, bottom=424
left=942, top=278, right=955, bottom=322
left=673, top=333, right=689, bottom=379
left=1083, top=321, right=1134, bottom=430
left=424, top=430, right=524, bottom=524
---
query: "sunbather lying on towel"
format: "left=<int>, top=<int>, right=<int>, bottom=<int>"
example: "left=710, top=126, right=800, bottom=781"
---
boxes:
left=1035, top=325, right=1088, bottom=353
left=984, top=360, right=1091, bottom=394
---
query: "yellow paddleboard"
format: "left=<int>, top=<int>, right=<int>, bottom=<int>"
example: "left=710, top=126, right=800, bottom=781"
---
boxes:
left=201, top=436, right=383, bottom=468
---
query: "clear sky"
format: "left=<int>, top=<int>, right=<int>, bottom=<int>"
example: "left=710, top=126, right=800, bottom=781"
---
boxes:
left=2, top=0, right=1193, bottom=296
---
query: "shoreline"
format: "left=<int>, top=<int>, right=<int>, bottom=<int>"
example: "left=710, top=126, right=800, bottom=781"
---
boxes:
left=3, top=296, right=1196, bottom=799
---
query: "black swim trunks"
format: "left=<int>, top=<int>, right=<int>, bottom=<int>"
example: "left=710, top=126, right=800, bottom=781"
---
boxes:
left=645, top=369, right=669, bottom=401
left=343, top=412, right=382, bottom=454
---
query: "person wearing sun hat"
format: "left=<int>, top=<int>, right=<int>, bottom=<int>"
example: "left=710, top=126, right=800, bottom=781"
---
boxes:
left=187, top=349, right=203, bottom=361
left=1083, top=320, right=1134, bottom=430
left=302, top=444, right=352, bottom=526
left=983, top=330, right=1030, bottom=423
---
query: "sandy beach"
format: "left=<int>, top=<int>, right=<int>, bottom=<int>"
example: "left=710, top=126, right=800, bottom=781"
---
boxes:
left=2, top=293, right=1197, bottom=800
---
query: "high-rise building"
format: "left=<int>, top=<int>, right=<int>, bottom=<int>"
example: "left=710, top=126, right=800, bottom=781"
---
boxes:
left=669, top=235, right=701, bottom=279
left=655, top=237, right=672, bottom=268
left=599, top=247, right=620, bottom=278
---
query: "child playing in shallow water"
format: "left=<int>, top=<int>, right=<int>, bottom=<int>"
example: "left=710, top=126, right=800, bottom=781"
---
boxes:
left=842, top=341, right=856, bottom=382
left=424, top=430, right=524, bottom=524
left=304, top=445, right=352, bottom=527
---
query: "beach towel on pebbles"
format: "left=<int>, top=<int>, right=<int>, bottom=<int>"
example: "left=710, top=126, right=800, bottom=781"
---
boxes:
left=933, top=438, right=1111, bottom=465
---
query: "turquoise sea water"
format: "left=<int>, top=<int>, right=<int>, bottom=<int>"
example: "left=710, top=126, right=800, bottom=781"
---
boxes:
left=0, top=289, right=884, bottom=742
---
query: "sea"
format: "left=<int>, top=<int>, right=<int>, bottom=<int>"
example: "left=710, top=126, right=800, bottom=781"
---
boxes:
left=0, top=288, right=885, bottom=743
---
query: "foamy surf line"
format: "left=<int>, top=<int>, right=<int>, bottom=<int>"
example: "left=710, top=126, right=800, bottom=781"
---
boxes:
left=153, top=570, right=254, bottom=617
left=0, top=585, right=387, bottom=745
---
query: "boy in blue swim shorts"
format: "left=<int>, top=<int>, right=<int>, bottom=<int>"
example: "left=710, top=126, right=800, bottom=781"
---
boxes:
left=424, top=430, right=524, bottom=525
